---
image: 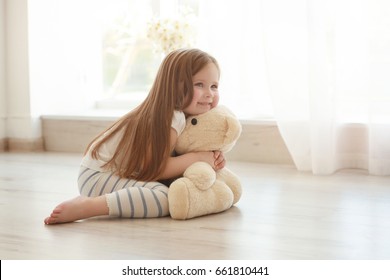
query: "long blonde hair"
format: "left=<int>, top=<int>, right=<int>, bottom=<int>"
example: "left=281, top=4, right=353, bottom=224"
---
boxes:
left=86, top=48, right=220, bottom=181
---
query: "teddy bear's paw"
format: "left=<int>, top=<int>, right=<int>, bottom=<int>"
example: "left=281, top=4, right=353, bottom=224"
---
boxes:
left=168, top=178, right=192, bottom=220
left=184, top=180, right=234, bottom=219
left=206, top=180, right=235, bottom=213
left=217, top=168, right=242, bottom=204
left=184, top=162, right=216, bottom=190
left=168, top=178, right=234, bottom=220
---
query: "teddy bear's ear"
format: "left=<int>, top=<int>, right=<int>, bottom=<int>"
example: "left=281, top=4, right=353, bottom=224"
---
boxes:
left=221, top=111, right=242, bottom=152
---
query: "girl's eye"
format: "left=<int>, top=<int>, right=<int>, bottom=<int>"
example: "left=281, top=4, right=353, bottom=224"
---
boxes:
left=194, top=83, right=203, bottom=88
left=211, top=84, right=218, bottom=89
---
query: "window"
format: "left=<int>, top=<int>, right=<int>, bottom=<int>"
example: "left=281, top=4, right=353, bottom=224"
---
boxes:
left=29, top=0, right=274, bottom=119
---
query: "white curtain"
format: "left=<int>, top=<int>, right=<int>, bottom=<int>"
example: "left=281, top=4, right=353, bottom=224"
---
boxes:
left=261, top=0, right=390, bottom=175
left=199, top=0, right=390, bottom=175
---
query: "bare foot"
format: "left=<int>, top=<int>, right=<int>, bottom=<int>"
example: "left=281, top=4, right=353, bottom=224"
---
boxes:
left=44, top=195, right=108, bottom=225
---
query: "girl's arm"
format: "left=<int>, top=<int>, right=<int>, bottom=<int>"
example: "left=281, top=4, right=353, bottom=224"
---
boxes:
left=157, top=128, right=219, bottom=180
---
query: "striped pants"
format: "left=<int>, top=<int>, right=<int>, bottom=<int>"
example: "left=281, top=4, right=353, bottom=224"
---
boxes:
left=78, top=166, right=169, bottom=218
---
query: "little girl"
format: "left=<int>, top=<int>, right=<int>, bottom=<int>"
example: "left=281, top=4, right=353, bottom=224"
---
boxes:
left=44, top=48, right=225, bottom=224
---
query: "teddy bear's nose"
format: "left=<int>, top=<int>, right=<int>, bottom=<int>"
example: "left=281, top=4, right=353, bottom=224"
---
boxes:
left=191, top=118, right=198, bottom=125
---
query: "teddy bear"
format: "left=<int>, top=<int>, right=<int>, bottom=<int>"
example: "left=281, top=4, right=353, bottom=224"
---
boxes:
left=168, top=105, right=242, bottom=220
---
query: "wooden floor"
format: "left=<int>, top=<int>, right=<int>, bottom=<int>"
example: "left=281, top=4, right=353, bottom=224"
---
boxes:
left=0, top=152, right=389, bottom=260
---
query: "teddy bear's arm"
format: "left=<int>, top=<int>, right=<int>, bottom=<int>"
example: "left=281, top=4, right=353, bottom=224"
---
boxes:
left=157, top=129, right=216, bottom=180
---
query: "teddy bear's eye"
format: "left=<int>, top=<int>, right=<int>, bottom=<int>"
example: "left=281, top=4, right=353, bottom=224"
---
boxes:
left=191, top=118, right=198, bottom=125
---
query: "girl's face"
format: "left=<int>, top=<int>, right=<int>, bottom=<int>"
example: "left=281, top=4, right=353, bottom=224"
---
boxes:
left=183, top=63, right=220, bottom=116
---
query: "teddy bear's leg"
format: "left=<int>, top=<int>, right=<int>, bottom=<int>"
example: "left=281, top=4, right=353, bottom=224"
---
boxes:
left=168, top=178, right=234, bottom=220
left=168, top=178, right=191, bottom=220
left=216, top=168, right=242, bottom=204
left=184, top=162, right=216, bottom=190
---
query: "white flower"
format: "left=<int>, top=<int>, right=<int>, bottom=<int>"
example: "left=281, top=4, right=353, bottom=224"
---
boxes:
left=147, top=15, right=196, bottom=55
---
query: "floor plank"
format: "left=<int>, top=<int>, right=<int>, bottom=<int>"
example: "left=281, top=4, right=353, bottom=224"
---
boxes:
left=0, top=152, right=389, bottom=259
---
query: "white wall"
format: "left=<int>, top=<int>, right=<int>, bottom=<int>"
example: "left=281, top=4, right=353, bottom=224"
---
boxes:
left=0, top=0, right=102, bottom=150
left=5, top=0, right=43, bottom=142
left=0, top=0, right=6, bottom=143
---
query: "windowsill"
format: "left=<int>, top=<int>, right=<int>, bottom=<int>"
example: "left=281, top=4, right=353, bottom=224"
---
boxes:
left=40, top=109, right=290, bottom=164
left=41, top=108, right=278, bottom=126
left=41, top=109, right=128, bottom=122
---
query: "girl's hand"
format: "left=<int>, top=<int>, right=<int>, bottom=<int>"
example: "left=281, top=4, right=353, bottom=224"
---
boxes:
left=195, top=151, right=217, bottom=168
left=193, top=151, right=226, bottom=171
left=213, top=151, right=226, bottom=170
